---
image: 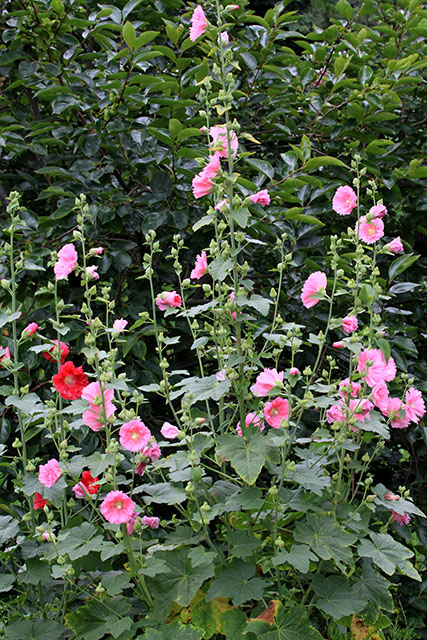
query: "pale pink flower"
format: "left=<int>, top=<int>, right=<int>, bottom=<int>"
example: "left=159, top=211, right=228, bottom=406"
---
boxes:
left=301, top=271, right=327, bottom=309
left=219, top=31, right=229, bottom=45
left=190, top=251, right=208, bottom=280
left=342, top=315, right=358, bottom=334
left=290, top=367, right=299, bottom=376
left=160, top=422, right=179, bottom=439
left=135, top=462, right=147, bottom=476
left=82, top=381, right=114, bottom=406
left=404, top=388, right=425, bottom=424
left=249, top=190, right=270, bottom=207
left=192, top=155, right=221, bottom=198
left=215, top=199, right=229, bottom=210
left=236, top=412, right=264, bottom=436
left=333, top=341, right=344, bottom=349
left=371, top=381, right=389, bottom=412
left=385, top=397, right=410, bottom=429
left=100, top=490, right=135, bottom=524
left=22, top=322, right=38, bottom=337
left=326, top=404, right=345, bottom=424
left=120, top=419, right=152, bottom=452
left=229, top=290, right=237, bottom=320
left=264, top=397, right=289, bottom=429
left=42, top=532, right=53, bottom=542
left=229, top=4, right=239, bottom=8
left=141, top=515, right=160, bottom=529
left=350, top=398, right=373, bottom=423
left=72, top=482, right=91, bottom=499
left=38, top=459, right=62, bottom=488
left=209, top=126, right=238, bottom=158
left=189, top=5, right=208, bottom=42
left=388, top=237, right=404, bottom=254
left=369, top=203, right=387, bottom=219
left=54, top=243, right=78, bottom=280
left=358, top=349, right=396, bottom=387
left=216, top=369, right=227, bottom=381
left=356, top=215, right=384, bottom=244
left=384, top=491, right=399, bottom=501
left=142, top=441, right=161, bottom=462
left=250, top=367, right=284, bottom=397
left=339, top=378, right=361, bottom=399
left=155, top=290, right=182, bottom=311
left=82, top=401, right=116, bottom=431
left=392, top=510, right=410, bottom=525
left=92, top=247, right=103, bottom=255
left=332, top=186, right=357, bottom=216
left=0, top=346, right=11, bottom=365
left=126, top=512, right=139, bottom=535
left=85, top=265, right=99, bottom=280
left=113, top=318, right=128, bottom=331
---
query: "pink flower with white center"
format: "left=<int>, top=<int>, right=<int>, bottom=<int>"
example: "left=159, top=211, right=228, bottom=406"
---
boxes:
left=388, top=237, right=404, bottom=254
left=141, top=515, right=160, bottom=529
left=135, top=462, right=147, bottom=476
left=120, top=419, right=152, bottom=452
left=160, top=422, right=179, bottom=439
left=290, top=367, right=299, bottom=376
left=249, top=190, right=270, bottom=207
left=356, top=215, right=384, bottom=244
left=332, top=186, right=357, bottom=216
left=333, top=341, right=344, bottom=349
left=264, top=397, right=289, bottom=429
left=404, top=388, right=425, bottom=424
left=82, top=382, right=114, bottom=406
left=190, top=251, right=208, bottom=279
left=192, top=153, right=221, bottom=198
left=85, top=265, right=99, bottom=280
left=22, top=322, right=38, bottom=337
left=371, top=381, right=389, bottom=412
left=143, top=441, right=161, bottom=462
left=0, top=346, right=11, bottom=365
left=392, top=510, right=410, bottom=526
left=155, top=290, right=182, bottom=311
left=342, top=315, right=358, bottom=334
left=38, top=459, right=62, bottom=488
left=113, top=318, right=128, bottom=331
left=189, top=5, right=208, bottom=42
left=369, top=203, right=387, bottom=219
left=385, top=397, right=410, bottom=429
left=236, top=412, right=264, bottom=436
left=358, top=349, right=396, bottom=387
left=219, top=31, right=229, bottom=45
left=250, top=367, right=284, bottom=397
left=301, top=271, right=327, bottom=309
left=54, top=243, right=78, bottom=280
left=215, top=199, right=229, bottom=210
left=126, top=512, right=139, bottom=535
left=339, top=378, right=361, bottom=400
left=100, top=490, right=135, bottom=524
left=209, top=126, right=238, bottom=158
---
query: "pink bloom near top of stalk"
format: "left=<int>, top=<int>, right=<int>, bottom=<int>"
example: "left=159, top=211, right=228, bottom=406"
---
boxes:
left=113, top=318, right=128, bottom=331
left=356, top=215, right=384, bottom=244
left=141, top=515, right=160, bottom=529
left=189, top=5, right=208, bottom=42
left=190, top=251, right=208, bottom=279
left=161, top=422, right=180, bottom=439
left=215, top=198, right=229, bottom=210
left=385, top=397, right=410, bottom=429
left=338, top=378, right=361, bottom=399
left=392, top=510, right=410, bottom=525
left=388, top=237, right=404, bottom=254
left=249, top=190, right=270, bottom=207
left=250, top=367, right=284, bottom=397
left=371, top=381, right=389, bottom=412
left=82, top=381, right=114, bottom=406
left=142, top=441, right=162, bottom=462
left=100, top=490, right=135, bottom=524
left=332, top=186, right=357, bottom=215
left=290, top=367, right=299, bottom=376
left=342, top=315, right=358, bottom=334
left=301, top=271, right=327, bottom=309
left=54, top=243, right=78, bottom=280
left=209, top=126, right=238, bottom=158
left=236, top=412, right=264, bottom=436
left=357, top=348, right=396, bottom=387
left=155, top=290, right=182, bottom=311
left=86, top=265, right=99, bottom=280
left=264, top=397, right=289, bottom=429
left=22, top=322, right=38, bottom=337
left=192, top=153, right=221, bottom=198
left=38, top=459, right=62, bottom=488
left=369, top=203, right=387, bottom=218
left=404, top=387, right=425, bottom=424
left=119, top=419, right=152, bottom=452
left=83, top=401, right=116, bottom=432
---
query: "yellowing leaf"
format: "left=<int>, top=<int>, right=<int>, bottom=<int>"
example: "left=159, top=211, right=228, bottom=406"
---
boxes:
left=351, top=615, right=384, bottom=640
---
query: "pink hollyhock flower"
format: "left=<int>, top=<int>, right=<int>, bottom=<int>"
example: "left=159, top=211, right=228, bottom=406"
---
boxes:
left=54, top=243, right=78, bottom=280
left=333, top=341, right=344, bottom=349
left=356, top=215, right=384, bottom=244
left=264, top=397, right=289, bottom=429
left=189, top=5, right=208, bottom=42
left=290, top=367, right=299, bottom=376
left=404, top=388, right=425, bottom=424
left=358, top=349, right=396, bottom=387
left=385, top=397, right=410, bottom=429
left=143, top=441, right=161, bottom=462
left=112, top=318, right=128, bottom=331
left=249, top=190, right=270, bottom=207
left=72, top=471, right=100, bottom=498
left=22, top=322, right=38, bottom=337
left=160, top=422, right=179, bottom=439
left=369, top=203, right=387, bottom=219
left=236, top=412, right=265, bottom=436
left=92, top=247, right=103, bottom=255
left=141, top=515, right=160, bottom=529
left=326, top=404, right=345, bottom=424
left=209, top=126, right=238, bottom=158
left=219, top=31, right=229, bottom=45
left=216, top=369, right=227, bottom=381
left=388, top=237, right=404, bottom=254
left=135, top=462, right=147, bottom=476
left=85, top=265, right=99, bottom=280
left=339, top=378, right=361, bottom=399
left=215, top=198, right=229, bottom=210
left=301, top=271, right=327, bottom=309
left=38, top=459, right=62, bottom=488
left=83, top=401, right=116, bottom=431
left=100, top=490, right=135, bottom=524
left=392, top=510, right=410, bottom=525
left=229, top=290, right=237, bottom=320
left=155, top=290, right=182, bottom=311
left=127, top=512, right=139, bottom=535
left=250, top=367, right=284, bottom=397
left=371, top=381, right=389, bottom=412
left=0, top=346, right=11, bottom=365
left=82, top=381, right=114, bottom=406
left=120, top=419, right=152, bottom=452
left=190, top=251, right=208, bottom=279
left=384, top=491, right=399, bottom=501
left=350, top=398, right=373, bottom=423
left=332, top=186, right=357, bottom=216
left=192, top=153, right=221, bottom=198
left=42, top=531, right=54, bottom=542
left=342, top=315, right=358, bottom=334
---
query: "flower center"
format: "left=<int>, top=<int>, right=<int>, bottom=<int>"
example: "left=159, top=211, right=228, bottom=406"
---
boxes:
left=270, top=408, right=278, bottom=416
left=64, top=375, right=74, bottom=385
left=131, top=431, right=140, bottom=440
left=368, top=225, right=376, bottom=235
left=115, top=501, right=123, bottom=510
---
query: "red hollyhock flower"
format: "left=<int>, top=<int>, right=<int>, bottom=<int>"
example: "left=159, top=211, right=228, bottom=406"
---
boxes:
left=81, top=470, right=100, bottom=494
left=52, top=361, right=89, bottom=400
left=33, top=492, right=47, bottom=509
left=43, top=340, right=69, bottom=363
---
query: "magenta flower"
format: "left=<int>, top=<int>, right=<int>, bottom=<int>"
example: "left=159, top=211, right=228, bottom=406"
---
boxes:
left=290, top=367, right=299, bottom=376
left=113, top=318, right=128, bottom=331
left=236, top=412, right=264, bottom=436
left=264, top=397, right=289, bottom=429
left=392, top=510, right=410, bottom=526
left=190, top=251, right=208, bottom=279
left=160, top=422, right=179, bottom=439
left=371, top=381, right=389, bottom=412
left=326, top=404, right=345, bottom=424
left=54, top=243, right=78, bottom=280
left=332, top=186, right=357, bottom=216
left=0, top=346, right=11, bottom=365
left=301, top=271, right=327, bottom=309
left=404, top=388, right=425, bottom=424
left=250, top=367, right=284, bottom=397
left=85, top=265, right=99, bottom=280
left=142, top=441, right=161, bottom=462
left=135, top=462, right=147, bottom=476
left=209, top=126, right=238, bottom=158
left=385, top=397, right=410, bottom=429
left=189, top=5, right=208, bottom=42
left=155, top=290, right=182, bottom=311
left=100, top=490, right=135, bottom=524
left=126, top=512, right=139, bottom=535
left=120, top=419, right=152, bottom=452
left=141, top=515, right=160, bottom=529
left=342, top=315, right=358, bottom=334
left=249, top=190, right=270, bottom=207
left=22, top=322, right=38, bottom=337
left=333, top=341, right=344, bottom=349
left=369, top=203, right=387, bottom=219
left=388, top=237, right=404, bottom=254
left=192, top=153, right=221, bottom=198
left=38, top=459, right=62, bottom=488
left=356, top=215, right=384, bottom=244
left=357, top=349, right=396, bottom=387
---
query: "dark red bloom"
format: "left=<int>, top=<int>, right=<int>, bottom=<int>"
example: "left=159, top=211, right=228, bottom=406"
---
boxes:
left=33, top=492, right=47, bottom=509
left=43, top=340, right=69, bottom=363
left=52, top=361, right=89, bottom=400
left=81, top=470, right=100, bottom=494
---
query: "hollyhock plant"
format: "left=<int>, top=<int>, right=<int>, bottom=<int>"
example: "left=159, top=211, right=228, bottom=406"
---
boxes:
left=190, top=251, right=208, bottom=279
left=160, top=422, right=180, bottom=439
left=264, top=397, right=289, bottom=429
left=113, top=318, right=128, bottom=331
left=404, top=388, right=425, bottom=424
left=82, top=381, right=114, bottom=405
left=100, top=490, right=135, bottom=524
left=333, top=341, right=344, bottom=349
left=119, top=419, right=152, bottom=452
left=371, top=381, right=389, bottom=412
left=392, top=510, right=410, bottom=525
left=52, top=361, right=89, bottom=400
left=42, top=340, right=69, bottom=363
left=189, top=5, right=207, bottom=42
left=369, top=203, right=387, bottom=218
left=85, top=265, right=99, bottom=280
left=290, top=367, right=299, bottom=376
left=83, top=402, right=116, bottom=431
left=356, top=215, right=385, bottom=244
left=54, top=243, right=78, bottom=280
left=301, top=271, right=327, bottom=309
left=142, top=441, right=161, bottom=462
left=358, top=349, right=396, bottom=387
left=209, top=125, right=238, bottom=158
left=38, top=459, right=62, bottom=488
left=385, top=397, right=410, bottom=429
left=236, top=412, right=265, bottom=436
left=215, top=198, right=229, bottom=210
left=332, top=186, right=357, bottom=215
left=192, top=153, right=221, bottom=198
left=249, top=190, right=270, bottom=207
left=250, top=368, right=284, bottom=397
left=22, top=322, right=38, bottom=337
left=219, top=31, right=229, bottom=45
left=135, top=462, right=147, bottom=476
left=33, top=492, right=47, bottom=509
left=155, top=290, right=182, bottom=311
left=141, top=516, right=160, bottom=529
left=127, top=512, right=139, bottom=535
left=388, top=237, right=404, bottom=254
left=72, top=471, right=100, bottom=498
left=339, top=378, right=361, bottom=399
left=342, top=315, right=358, bottom=334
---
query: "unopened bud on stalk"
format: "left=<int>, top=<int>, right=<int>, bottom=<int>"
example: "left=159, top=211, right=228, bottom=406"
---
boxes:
left=12, top=438, right=22, bottom=448
left=1, top=279, right=10, bottom=289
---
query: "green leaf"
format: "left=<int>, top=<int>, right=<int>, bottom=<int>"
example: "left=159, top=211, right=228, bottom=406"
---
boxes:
left=272, top=544, right=317, bottom=573
left=47, top=522, right=104, bottom=561
left=206, top=559, right=265, bottom=606
left=358, top=65, right=373, bottom=86
left=0, top=573, right=15, bottom=592
left=135, top=30, right=160, bottom=47
left=216, top=431, right=271, bottom=485
left=0, top=310, right=21, bottom=328
left=168, top=118, right=182, bottom=138
left=123, top=22, right=136, bottom=49
left=151, top=170, right=173, bottom=199
left=352, top=561, right=394, bottom=612
left=304, top=156, right=346, bottom=171
left=388, top=253, right=420, bottom=280
left=209, top=258, right=234, bottom=281
left=336, top=0, right=353, bottom=19
left=223, top=609, right=248, bottom=640
left=358, top=533, right=419, bottom=579
left=300, top=135, right=311, bottom=162
left=5, top=620, right=67, bottom=640
left=311, top=575, right=367, bottom=619
left=101, top=572, right=132, bottom=596
left=231, top=207, right=249, bottom=228
left=245, top=158, right=274, bottom=180
left=21, top=558, right=51, bottom=585
left=376, top=337, right=391, bottom=363
left=65, top=596, right=130, bottom=640
left=294, top=514, right=357, bottom=564
left=244, top=603, right=323, bottom=639
left=142, top=621, right=204, bottom=640
left=226, top=530, right=261, bottom=558
left=0, top=515, right=19, bottom=544
left=122, top=0, right=144, bottom=19
left=134, top=482, right=187, bottom=504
